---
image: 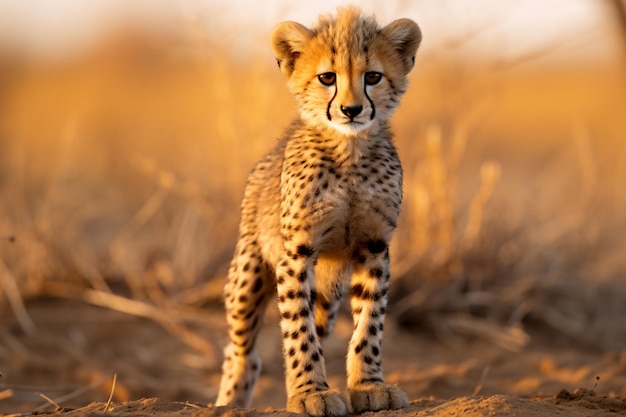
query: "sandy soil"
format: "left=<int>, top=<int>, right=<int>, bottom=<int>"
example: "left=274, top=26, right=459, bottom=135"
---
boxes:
left=1, top=300, right=625, bottom=416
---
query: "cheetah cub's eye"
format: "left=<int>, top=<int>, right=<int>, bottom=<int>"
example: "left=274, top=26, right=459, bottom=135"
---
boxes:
left=318, top=72, right=336, bottom=86
left=364, top=71, right=383, bottom=86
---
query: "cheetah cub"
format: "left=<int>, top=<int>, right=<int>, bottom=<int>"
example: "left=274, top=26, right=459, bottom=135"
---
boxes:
left=216, top=7, right=421, bottom=417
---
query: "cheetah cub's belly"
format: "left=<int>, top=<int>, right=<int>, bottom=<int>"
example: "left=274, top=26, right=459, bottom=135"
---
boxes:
left=216, top=6, right=421, bottom=417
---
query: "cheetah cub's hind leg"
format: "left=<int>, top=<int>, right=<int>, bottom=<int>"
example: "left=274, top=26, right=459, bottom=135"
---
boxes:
left=216, top=240, right=273, bottom=408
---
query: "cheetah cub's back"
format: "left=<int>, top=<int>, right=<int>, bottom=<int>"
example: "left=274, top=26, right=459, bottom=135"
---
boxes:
left=216, top=7, right=421, bottom=417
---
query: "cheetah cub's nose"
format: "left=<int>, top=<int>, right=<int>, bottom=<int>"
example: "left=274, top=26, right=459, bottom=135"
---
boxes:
left=340, top=105, right=363, bottom=119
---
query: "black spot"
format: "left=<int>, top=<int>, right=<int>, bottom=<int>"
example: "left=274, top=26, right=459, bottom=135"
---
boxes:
left=367, top=239, right=388, bottom=254
left=242, top=262, right=250, bottom=272
left=298, top=271, right=307, bottom=282
left=288, top=348, right=296, bottom=357
left=358, top=377, right=384, bottom=384
left=287, top=269, right=295, bottom=277
left=292, top=360, right=299, bottom=369
left=364, top=356, right=373, bottom=364
left=370, top=268, right=384, bottom=279
left=353, top=250, right=367, bottom=264
left=311, top=352, right=320, bottom=361
left=316, top=326, right=325, bottom=337
left=252, top=277, right=263, bottom=293
left=301, top=343, right=309, bottom=352
left=350, top=284, right=364, bottom=298
left=296, top=245, right=314, bottom=257
left=282, top=311, right=292, bottom=319
left=300, top=307, right=309, bottom=317
left=304, top=364, right=313, bottom=372
left=368, top=325, right=377, bottom=336
left=238, top=295, right=248, bottom=303
left=255, top=294, right=265, bottom=307
left=291, top=331, right=299, bottom=339
left=372, top=346, right=380, bottom=356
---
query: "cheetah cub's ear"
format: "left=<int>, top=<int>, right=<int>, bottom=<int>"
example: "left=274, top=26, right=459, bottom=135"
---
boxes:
left=381, top=18, right=422, bottom=74
left=271, top=22, right=313, bottom=77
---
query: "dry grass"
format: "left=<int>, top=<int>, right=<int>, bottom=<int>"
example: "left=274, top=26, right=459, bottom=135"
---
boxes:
left=0, top=22, right=625, bottom=359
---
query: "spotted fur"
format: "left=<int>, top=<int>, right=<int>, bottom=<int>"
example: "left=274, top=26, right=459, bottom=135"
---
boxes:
left=216, top=7, right=421, bottom=416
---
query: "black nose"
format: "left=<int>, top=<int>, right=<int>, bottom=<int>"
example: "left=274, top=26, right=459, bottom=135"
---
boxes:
left=340, top=105, right=363, bottom=119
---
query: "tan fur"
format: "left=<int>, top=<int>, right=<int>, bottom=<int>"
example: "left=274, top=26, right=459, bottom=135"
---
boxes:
left=216, top=7, right=421, bottom=416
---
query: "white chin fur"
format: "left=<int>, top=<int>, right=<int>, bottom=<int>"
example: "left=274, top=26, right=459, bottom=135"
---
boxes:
left=328, top=120, right=373, bottom=136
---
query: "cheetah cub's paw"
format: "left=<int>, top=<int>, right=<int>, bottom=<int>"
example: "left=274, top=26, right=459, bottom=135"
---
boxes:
left=287, top=390, right=348, bottom=417
left=349, top=383, right=409, bottom=413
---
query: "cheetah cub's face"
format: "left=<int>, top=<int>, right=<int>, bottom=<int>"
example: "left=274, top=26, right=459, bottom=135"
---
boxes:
left=271, top=8, right=421, bottom=137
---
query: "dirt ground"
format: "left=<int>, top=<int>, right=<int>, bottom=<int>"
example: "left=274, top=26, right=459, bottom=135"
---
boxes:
left=1, top=299, right=625, bottom=417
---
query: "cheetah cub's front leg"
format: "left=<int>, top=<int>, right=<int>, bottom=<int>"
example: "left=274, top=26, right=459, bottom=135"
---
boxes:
left=347, top=242, right=408, bottom=413
left=275, top=246, right=348, bottom=417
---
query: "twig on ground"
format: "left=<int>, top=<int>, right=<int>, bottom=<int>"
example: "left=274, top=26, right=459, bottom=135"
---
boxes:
left=37, top=392, right=61, bottom=410
left=472, top=367, right=490, bottom=396
left=34, top=375, right=108, bottom=411
left=184, top=401, right=203, bottom=410
left=103, top=373, right=117, bottom=412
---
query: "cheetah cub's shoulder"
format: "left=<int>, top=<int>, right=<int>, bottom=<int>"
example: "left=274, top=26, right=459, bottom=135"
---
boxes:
left=216, top=7, right=421, bottom=417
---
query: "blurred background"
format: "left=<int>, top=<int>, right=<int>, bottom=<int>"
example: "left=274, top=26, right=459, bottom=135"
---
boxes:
left=1, top=0, right=625, bottom=414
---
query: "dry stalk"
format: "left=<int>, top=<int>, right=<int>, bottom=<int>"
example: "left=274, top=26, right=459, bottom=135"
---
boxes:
left=0, top=258, right=36, bottom=335
left=463, top=161, right=501, bottom=248
left=0, top=388, right=14, bottom=401
left=472, top=366, right=490, bottom=396
left=103, top=373, right=117, bottom=412
left=34, top=375, right=108, bottom=412
left=425, top=125, right=455, bottom=253
left=438, top=314, right=529, bottom=352
left=82, top=289, right=217, bottom=357
left=37, top=392, right=61, bottom=410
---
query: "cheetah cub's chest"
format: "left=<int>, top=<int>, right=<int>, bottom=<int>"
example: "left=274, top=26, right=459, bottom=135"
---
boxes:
left=281, top=134, right=402, bottom=257
left=217, top=6, right=421, bottom=417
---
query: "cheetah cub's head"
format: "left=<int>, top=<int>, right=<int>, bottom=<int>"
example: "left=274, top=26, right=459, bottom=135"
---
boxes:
left=271, top=7, right=421, bottom=137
